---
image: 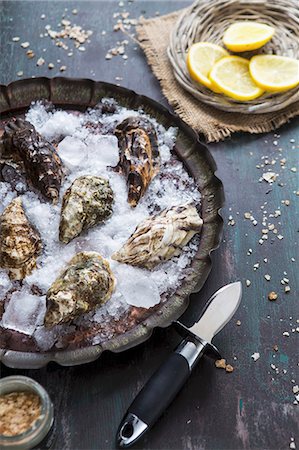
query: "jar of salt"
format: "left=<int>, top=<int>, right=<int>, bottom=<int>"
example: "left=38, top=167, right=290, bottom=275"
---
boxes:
left=0, top=375, right=55, bottom=449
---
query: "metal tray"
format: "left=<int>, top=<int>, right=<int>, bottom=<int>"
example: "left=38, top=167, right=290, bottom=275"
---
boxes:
left=0, top=77, right=224, bottom=368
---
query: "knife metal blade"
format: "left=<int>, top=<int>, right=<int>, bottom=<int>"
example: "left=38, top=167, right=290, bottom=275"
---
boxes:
left=187, top=281, right=242, bottom=342
left=117, top=282, right=242, bottom=448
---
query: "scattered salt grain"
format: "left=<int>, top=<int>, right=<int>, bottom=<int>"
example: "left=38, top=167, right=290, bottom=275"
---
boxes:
left=215, top=359, right=226, bottom=369
left=262, top=172, right=277, bottom=183
left=26, top=50, right=35, bottom=59
left=36, top=57, right=45, bottom=66
left=251, top=352, right=260, bottom=361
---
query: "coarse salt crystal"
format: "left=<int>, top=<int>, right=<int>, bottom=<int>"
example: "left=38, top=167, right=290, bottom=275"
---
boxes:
left=251, top=352, right=260, bottom=361
left=262, top=172, right=277, bottom=183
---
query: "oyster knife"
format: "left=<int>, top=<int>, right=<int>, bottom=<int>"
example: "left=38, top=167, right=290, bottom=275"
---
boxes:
left=116, top=282, right=242, bottom=448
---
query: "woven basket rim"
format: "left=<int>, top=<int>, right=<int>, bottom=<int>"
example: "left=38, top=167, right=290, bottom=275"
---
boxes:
left=168, top=0, right=299, bottom=114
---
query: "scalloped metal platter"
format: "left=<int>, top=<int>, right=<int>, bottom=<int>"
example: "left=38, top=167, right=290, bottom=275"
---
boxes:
left=0, top=78, right=224, bottom=368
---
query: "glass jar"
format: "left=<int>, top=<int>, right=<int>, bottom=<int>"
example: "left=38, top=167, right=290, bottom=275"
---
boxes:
left=0, top=375, right=55, bottom=450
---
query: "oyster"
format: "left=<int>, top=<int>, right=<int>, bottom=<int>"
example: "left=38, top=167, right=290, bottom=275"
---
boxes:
left=0, top=198, right=42, bottom=280
left=114, top=116, right=160, bottom=207
left=2, top=118, right=63, bottom=203
left=59, top=175, right=114, bottom=244
left=44, top=252, right=115, bottom=327
left=112, top=203, right=202, bottom=269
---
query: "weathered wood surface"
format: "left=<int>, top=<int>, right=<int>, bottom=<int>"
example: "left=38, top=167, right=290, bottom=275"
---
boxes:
left=0, top=1, right=298, bottom=449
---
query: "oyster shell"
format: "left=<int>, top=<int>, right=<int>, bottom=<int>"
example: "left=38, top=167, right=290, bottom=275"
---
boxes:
left=0, top=198, right=42, bottom=280
left=113, top=116, right=160, bottom=207
left=112, top=203, right=202, bottom=269
left=44, top=251, right=115, bottom=327
left=59, top=175, right=114, bottom=244
left=2, top=118, right=63, bottom=203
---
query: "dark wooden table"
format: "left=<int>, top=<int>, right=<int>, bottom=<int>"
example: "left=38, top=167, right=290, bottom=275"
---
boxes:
left=0, top=1, right=298, bottom=449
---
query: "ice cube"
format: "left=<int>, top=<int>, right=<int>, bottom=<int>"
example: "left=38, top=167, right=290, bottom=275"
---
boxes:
left=33, top=326, right=57, bottom=351
left=86, top=134, right=119, bottom=167
left=33, top=324, right=75, bottom=351
left=2, top=292, right=46, bottom=335
left=57, top=136, right=87, bottom=169
left=114, top=264, right=160, bottom=308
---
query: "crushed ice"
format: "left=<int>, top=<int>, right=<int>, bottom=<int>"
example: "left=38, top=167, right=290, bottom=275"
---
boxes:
left=0, top=100, right=201, bottom=348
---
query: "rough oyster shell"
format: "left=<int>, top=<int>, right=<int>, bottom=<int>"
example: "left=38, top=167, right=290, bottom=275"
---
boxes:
left=0, top=198, right=42, bottom=280
left=2, top=118, right=64, bottom=203
left=113, top=116, right=160, bottom=207
left=44, top=251, right=115, bottom=327
left=59, top=175, right=114, bottom=244
left=112, top=203, right=202, bottom=269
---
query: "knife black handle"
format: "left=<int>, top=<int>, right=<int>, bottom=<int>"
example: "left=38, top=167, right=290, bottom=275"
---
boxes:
left=131, top=352, right=190, bottom=421
left=117, top=338, right=209, bottom=448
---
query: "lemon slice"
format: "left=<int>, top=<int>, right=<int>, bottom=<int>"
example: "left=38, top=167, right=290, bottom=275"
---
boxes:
left=187, top=42, right=229, bottom=92
left=223, top=22, right=275, bottom=52
left=250, top=55, right=299, bottom=92
left=209, top=56, right=264, bottom=101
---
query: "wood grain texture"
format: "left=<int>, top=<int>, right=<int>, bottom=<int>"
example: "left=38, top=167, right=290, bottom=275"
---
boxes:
left=0, top=1, right=298, bottom=449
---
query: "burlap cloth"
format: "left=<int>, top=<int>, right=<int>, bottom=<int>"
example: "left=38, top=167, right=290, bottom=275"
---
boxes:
left=136, top=10, right=299, bottom=142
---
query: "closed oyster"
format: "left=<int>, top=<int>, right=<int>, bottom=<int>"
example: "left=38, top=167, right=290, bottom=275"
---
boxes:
left=113, top=116, right=160, bottom=207
left=0, top=198, right=42, bottom=280
left=59, top=175, right=114, bottom=244
left=112, top=203, right=202, bottom=269
left=44, top=251, right=115, bottom=327
left=2, top=118, right=63, bottom=203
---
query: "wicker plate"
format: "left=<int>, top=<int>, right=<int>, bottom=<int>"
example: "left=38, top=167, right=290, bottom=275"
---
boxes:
left=0, top=77, right=224, bottom=369
left=168, top=0, right=299, bottom=114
